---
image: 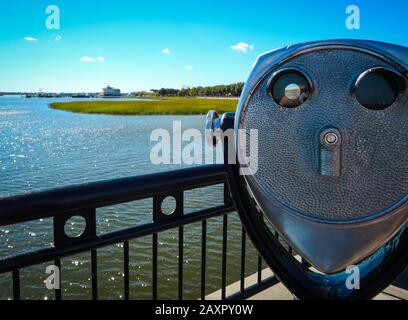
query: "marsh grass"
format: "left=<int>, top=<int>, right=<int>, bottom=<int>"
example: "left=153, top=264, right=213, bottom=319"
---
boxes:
left=49, top=97, right=238, bottom=115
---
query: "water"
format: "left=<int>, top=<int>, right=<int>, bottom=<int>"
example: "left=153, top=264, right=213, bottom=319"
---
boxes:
left=0, top=97, right=260, bottom=300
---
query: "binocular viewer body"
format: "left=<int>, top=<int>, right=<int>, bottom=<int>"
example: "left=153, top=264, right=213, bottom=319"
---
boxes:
left=206, top=39, right=407, bottom=299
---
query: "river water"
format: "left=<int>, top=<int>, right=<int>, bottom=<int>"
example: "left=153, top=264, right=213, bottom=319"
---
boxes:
left=0, top=97, right=259, bottom=300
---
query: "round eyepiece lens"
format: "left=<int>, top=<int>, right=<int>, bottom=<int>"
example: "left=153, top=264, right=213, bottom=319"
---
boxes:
left=354, top=68, right=406, bottom=110
left=270, top=71, right=311, bottom=108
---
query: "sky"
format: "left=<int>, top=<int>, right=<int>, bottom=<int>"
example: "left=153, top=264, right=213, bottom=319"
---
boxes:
left=0, top=0, right=407, bottom=93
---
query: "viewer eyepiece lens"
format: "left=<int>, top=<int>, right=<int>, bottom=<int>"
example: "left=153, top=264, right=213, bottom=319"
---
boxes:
left=353, top=68, right=406, bottom=110
left=269, top=70, right=311, bottom=108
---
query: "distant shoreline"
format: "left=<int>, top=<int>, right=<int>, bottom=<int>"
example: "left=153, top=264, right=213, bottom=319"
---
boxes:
left=49, top=97, right=238, bottom=116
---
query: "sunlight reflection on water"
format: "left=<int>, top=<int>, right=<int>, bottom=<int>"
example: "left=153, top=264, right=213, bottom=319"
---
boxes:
left=0, top=97, right=260, bottom=300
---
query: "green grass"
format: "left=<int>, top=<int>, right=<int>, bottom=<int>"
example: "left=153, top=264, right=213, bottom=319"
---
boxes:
left=49, top=97, right=238, bottom=115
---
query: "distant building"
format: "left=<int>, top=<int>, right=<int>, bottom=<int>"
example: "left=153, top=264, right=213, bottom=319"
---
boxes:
left=102, top=86, right=121, bottom=97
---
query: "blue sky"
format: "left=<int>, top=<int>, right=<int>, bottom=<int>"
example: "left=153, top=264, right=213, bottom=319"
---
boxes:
left=0, top=0, right=407, bottom=92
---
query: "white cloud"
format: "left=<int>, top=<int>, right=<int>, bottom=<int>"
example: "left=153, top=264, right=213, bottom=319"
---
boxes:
left=24, top=37, right=38, bottom=42
left=80, top=56, right=105, bottom=63
left=54, top=35, right=62, bottom=41
left=80, top=56, right=94, bottom=62
left=230, top=42, right=254, bottom=53
left=161, top=48, right=170, bottom=55
left=186, top=65, right=193, bottom=70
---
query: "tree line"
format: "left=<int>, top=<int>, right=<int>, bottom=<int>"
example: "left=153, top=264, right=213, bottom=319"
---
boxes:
left=132, top=82, right=244, bottom=98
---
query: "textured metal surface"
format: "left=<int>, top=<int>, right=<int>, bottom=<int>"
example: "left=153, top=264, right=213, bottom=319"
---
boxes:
left=239, top=48, right=407, bottom=221
left=227, top=155, right=408, bottom=299
left=233, top=40, right=408, bottom=273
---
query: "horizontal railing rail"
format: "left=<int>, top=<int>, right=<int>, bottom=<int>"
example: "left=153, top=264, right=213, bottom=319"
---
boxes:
left=0, top=165, right=227, bottom=226
left=0, top=165, right=278, bottom=300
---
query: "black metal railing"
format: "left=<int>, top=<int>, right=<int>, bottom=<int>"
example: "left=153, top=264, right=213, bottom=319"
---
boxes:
left=0, top=165, right=278, bottom=300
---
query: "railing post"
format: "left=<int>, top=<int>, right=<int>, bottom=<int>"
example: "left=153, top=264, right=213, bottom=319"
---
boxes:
left=221, top=214, right=228, bottom=300
left=152, top=233, right=158, bottom=300
left=178, top=226, right=184, bottom=300
left=240, top=228, right=246, bottom=293
left=91, top=249, right=98, bottom=300
left=124, top=241, right=130, bottom=300
left=201, top=220, right=207, bottom=300
left=12, top=270, right=20, bottom=301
